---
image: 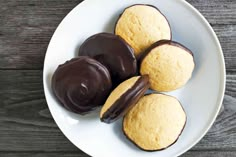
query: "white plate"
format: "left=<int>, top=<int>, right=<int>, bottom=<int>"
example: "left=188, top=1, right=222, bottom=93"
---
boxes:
left=43, top=0, right=226, bottom=156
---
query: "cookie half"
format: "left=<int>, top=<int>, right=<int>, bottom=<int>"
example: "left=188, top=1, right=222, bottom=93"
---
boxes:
left=79, top=33, right=137, bottom=86
left=123, top=94, right=186, bottom=151
left=115, top=4, right=171, bottom=58
left=140, top=40, right=194, bottom=92
left=52, top=57, right=112, bottom=115
left=100, top=75, right=149, bottom=123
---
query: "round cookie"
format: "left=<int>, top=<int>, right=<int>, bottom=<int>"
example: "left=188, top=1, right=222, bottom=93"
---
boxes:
left=123, top=94, right=186, bottom=151
left=52, top=57, right=112, bottom=115
left=115, top=4, right=171, bottom=58
left=79, top=33, right=137, bottom=86
left=140, top=40, right=195, bottom=92
left=100, top=75, right=149, bottom=124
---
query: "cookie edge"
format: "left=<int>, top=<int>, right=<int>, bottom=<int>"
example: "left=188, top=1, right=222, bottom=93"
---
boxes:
left=100, top=75, right=150, bottom=123
left=51, top=57, right=112, bottom=115
left=114, top=4, right=172, bottom=59
left=122, top=93, right=187, bottom=151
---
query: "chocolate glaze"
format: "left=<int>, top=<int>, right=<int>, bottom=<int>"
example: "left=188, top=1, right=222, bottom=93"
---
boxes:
left=101, top=75, right=150, bottom=123
left=51, top=57, right=112, bottom=115
left=114, top=4, right=172, bottom=59
left=122, top=93, right=187, bottom=151
left=140, top=40, right=194, bottom=64
left=79, top=33, right=137, bottom=87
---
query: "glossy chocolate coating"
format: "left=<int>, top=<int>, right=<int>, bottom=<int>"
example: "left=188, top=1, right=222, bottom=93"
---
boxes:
left=51, top=57, right=112, bottom=115
left=101, top=75, right=150, bottom=123
left=79, top=33, right=137, bottom=86
left=140, top=40, right=194, bottom=63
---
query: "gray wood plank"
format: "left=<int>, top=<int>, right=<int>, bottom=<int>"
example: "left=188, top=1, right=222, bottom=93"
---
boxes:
left=0, top=70, right=235, bottom=153
left=0, top=0, right=235, bottom=70
left=0, top=152, right=88, bottom=157
left=0, top=0, right=236, bottom=156
left=187, top=0, right=236, bottom=25
left=1, top=151, right=235, bottom=157
left=0, top=70, right=79, bottom=152
left=226, top=74, right=236, bottom=98
left=0, top=0, right=81, bottom=70
left=213, top=25, right=236, bottom=72
left=182, top=150, right=236, bottom=157
left=192, top=94, right=236, bottom=150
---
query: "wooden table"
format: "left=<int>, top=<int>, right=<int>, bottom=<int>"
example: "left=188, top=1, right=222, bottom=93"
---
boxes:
left=0, top=0, right=235, bottom=156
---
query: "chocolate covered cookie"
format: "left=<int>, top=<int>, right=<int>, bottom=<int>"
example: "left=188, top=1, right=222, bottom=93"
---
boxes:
left=100, top=75, right=149, bottom=123
left=79, top=33, right=137, bottom=86
left=52, top=57, right=112, bottom=115
left=115, top=4, right=171, bottom=58
left=123, top=94, right=186, bottom=151
left=140, top=40, right=194, bottom=92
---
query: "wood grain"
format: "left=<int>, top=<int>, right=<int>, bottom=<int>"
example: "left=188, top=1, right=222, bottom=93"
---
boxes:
left=192, top=95, right=236, bottom=150
left=0, top=70, right=235, bottom=154
left=213, top=25, right=236, bottom=72
left=0, top=0, right=81, bottom=70
left=187, top=0, right=236, bottom=25
left=1, top=151, right=236, bottom=157
left=0, top=152, right=88, bottom=157
left=0, top=0, right=235, bottom=156
left=0, top=0, right=235, bottom=71
left=0, top=70, right=78, bottom=152
left=182, top=151, right=236, bottom=157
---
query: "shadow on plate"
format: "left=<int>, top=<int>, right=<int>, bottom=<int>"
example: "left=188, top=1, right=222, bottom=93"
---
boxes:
left=103, top=8, right=123, bottom=33
left=112, top=119, right=141, bottom=151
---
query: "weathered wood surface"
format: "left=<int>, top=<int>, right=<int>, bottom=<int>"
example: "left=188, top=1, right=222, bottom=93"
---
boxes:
left=0, top=0, right=235, bottom=156
left=1, top=151, right=236, bottom=157
left=182, top=151, right=236, bottom=157
left=0, top=71, right=236, bottom=156
left=0, top=0, right=235, bottom=71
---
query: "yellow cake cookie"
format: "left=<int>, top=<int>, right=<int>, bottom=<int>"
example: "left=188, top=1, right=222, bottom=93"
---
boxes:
left=140, top=40, right=194, bottom=92
left=115, top=4, right=171, bottom=58
left=123, top=94, right=186, bottom=151
left=100, top=75, right=149, bottom=123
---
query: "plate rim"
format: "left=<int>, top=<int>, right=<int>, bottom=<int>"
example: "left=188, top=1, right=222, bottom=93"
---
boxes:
left=43, top=0, right=226, bottom=156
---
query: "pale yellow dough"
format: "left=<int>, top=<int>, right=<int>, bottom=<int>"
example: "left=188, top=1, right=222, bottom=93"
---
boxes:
left=115, top=5, right=171, bottom=57
left=140, top=44, right=194, bottom=91
left=123, top=94, right=186, bottom=151
left=100, top=76, right=140, bottom=117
